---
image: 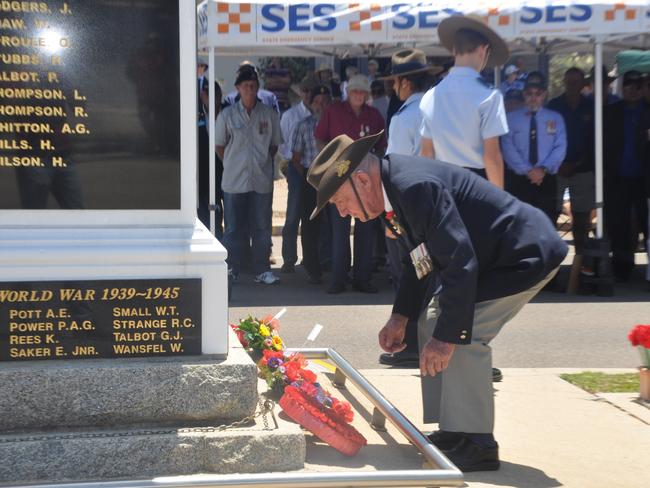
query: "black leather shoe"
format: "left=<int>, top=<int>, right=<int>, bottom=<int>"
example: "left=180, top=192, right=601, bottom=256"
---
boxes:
left=443, top=438, right=500, bottom=472
left=280, top=263, right=295, bottom=274
left=492, top=367, right=503, bottom=382
left=327, top=282, right=346, bottom=294
left=427, top=430, right=465, bottom=451
left=351, top=280, right=378, bottom=293
left=379, top=351, right=419, bottom=366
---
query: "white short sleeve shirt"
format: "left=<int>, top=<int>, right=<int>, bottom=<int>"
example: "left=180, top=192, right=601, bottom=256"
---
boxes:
left=387, top=92, right=424, bottom=156
left=419, top=66, right=508, bottom=169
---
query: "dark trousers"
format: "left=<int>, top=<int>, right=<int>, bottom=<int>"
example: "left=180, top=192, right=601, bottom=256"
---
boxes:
left=223, top=191, right=272, bottom=275
left=197, top=126, right=224, bottom=239
left=605, top=177, right=648, bottom=279
left=505, top=170, right=557, bottom=223
left=281, top=164, right=303, bottom=266
left=386, top=237, right=419, bottom=353
left=300, top=172, right=322, bottom=278
left=328, top=204, right=374, bottom=285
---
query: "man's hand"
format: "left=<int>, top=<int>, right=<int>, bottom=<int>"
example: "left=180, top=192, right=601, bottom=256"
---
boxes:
left=378, top=314, right=408, bottom=353
left=527, top=167, right=546, bottom=186
left=419, top=337, right=455, bottom=377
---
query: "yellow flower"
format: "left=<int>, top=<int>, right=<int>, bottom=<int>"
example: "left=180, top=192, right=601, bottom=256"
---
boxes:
left=272, top=335, right=283, bottom=350
left=259, top=324, right=271, bottom=337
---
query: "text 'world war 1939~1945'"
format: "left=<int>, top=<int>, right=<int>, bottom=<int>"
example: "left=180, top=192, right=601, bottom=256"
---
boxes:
left=0, top=278, right=202, bottom=361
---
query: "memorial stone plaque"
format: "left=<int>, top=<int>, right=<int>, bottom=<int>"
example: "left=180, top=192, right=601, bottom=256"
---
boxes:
left=0, top=0, right=181, bottom=209
left=0, top=278, right=201, bottom=361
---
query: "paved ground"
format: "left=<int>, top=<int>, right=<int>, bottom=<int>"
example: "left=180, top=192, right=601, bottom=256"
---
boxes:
left=297, top=368, right=649, bottom=488
left=227, top=178, right=649, bottom=370
left=229, top=247, right=648, bottom=370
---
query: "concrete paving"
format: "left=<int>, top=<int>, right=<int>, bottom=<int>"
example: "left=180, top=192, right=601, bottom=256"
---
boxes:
left=298, top=367, right=649, bottom=488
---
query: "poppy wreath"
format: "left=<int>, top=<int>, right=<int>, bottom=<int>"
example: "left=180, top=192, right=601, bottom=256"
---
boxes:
left=232, top=314, right=367, bottom=455
left=279, top=381, right=367, bottom=456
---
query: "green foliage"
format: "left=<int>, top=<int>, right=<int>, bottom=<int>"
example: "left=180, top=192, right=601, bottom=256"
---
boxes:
left=560, top=372, right=639, bottom=394
left=548, top=53, right=594, bottom=99
left=259, top=57, right=312, bottom=84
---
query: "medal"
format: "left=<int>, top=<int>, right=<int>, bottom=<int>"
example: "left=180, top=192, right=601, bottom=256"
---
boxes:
left=410, top=243, right=434, bottom=280
left=359, top=124, right=365, bottom=137
left=546, top=120, right=556, bottom=134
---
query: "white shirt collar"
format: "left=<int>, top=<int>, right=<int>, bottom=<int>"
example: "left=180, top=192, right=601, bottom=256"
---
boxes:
left=382, top=181, right=393, bottom=213
left=449, top=66, right=481, bottom=78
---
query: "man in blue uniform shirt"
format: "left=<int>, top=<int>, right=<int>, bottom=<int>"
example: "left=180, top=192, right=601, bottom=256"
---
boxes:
left=501, top=72, right=567, bottom=222
left=307, top=131, right=567, bottom=472
left=420, top=15, right=509, bottom=188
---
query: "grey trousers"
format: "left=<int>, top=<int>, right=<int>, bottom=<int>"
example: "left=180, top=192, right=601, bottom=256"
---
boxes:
left=418, top=268, right=558, bottom=433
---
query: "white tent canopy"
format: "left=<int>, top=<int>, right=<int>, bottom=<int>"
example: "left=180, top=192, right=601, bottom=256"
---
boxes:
left=197, top=0, right=650, bottom=239
left=198, top=0, right=650, bottom=56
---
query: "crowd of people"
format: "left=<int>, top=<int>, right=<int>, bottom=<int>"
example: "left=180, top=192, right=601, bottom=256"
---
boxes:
left=197, top=50, right=650, bottom=291
left=196, top=16, right=649, bottom=473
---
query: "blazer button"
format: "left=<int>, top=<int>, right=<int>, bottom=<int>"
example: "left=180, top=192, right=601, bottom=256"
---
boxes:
left=461, top=330, right=467, bottom=334
left=460, top=334, right=467, bottom=340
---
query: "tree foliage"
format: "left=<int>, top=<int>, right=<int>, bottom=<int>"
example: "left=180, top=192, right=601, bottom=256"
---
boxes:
left=548, top=53, right=594, bottom=98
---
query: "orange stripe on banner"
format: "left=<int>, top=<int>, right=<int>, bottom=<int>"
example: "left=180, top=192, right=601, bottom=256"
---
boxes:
left=625, top=9, right=636, bottom=20
left=240, top=23, right=251, bottom=33
left=240, top=3, right=251, bottom=13
left=371, top=4, right=381, bottom=11
left=229, top=13, right=240, bottom=23
left=360, top=11, right=370, bottom=20
left=218, top=23, right=229, bottom=33
left=499, top=15, right=509, bottom=26
left=615, top=3, right=626, bottom=9
left=488, top=8, right=499, bottom=16
left=350, top=21, right=360, bottom=31
left=217, top=3, right=229, bottom=13
left=371, top=21, right=381, bottom=30
left=605, top=10, right=615, bottom=20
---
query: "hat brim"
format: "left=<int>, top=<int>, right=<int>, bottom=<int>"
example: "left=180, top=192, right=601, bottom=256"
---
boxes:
left=308, top=131, right=384, bottom=221
left=379, top=65, right=443, bottom=80
left=438, top=16, right=509, bottom=67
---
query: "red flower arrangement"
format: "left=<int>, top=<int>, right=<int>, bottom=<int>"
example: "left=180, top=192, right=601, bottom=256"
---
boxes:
left=629, top=324, right=650, bottom=367
left=280, top=382, right=367, bottom=456
left=232, top=314, right=367, bottom=455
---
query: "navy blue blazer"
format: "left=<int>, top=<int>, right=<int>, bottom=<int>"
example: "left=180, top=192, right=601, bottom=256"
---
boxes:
left=382, top=155, right=568, bottom=345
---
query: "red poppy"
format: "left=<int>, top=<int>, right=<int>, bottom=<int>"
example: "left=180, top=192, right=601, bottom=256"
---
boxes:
left=629, top=325, right=650, bottom=348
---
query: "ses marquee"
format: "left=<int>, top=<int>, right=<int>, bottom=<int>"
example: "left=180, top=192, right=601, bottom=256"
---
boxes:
left=198, top=1, right=650, bottom=49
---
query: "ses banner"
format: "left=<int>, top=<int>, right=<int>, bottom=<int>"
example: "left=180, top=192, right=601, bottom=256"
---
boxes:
left=197, top=1, right=650, bottom=48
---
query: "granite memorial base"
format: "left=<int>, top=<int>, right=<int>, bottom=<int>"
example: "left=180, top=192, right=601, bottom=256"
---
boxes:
left=0, top=332, right=306, bottom=484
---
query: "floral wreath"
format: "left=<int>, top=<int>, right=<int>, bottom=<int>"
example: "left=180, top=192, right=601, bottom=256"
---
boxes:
left=231, top=314, right=367, bottom=455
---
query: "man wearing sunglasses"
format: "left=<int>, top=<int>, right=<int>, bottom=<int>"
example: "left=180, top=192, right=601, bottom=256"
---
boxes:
left=501, top=72, right=567, bottom=223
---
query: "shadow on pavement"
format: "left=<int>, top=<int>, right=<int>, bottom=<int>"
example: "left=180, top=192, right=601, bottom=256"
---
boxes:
left=228, top=267, right=395, bottom=307
left=230, top=264, right=649, bottom=307
left=465, top=462, right=562, bottom=487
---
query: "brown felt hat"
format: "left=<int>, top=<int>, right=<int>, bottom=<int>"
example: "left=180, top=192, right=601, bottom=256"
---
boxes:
left=307, top=131, right=384, bottom=220
left=379, top=49, right=443, bottom=80
left=438, top=14, right=509, bottom=67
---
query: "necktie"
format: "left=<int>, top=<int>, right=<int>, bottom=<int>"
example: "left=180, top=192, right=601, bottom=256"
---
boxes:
left=529, top=111, right=538, bottom=164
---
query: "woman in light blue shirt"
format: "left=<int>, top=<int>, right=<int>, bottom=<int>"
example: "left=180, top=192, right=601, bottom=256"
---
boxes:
left=383, top=49, right=441, bottom=157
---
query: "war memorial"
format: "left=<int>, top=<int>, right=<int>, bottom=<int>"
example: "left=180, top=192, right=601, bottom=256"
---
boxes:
left=0, top=0, right=305, bottom=483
